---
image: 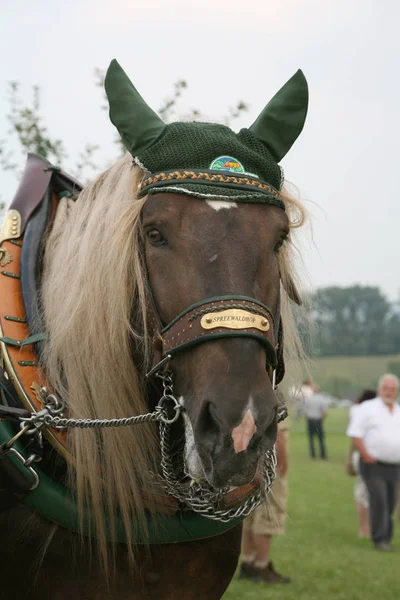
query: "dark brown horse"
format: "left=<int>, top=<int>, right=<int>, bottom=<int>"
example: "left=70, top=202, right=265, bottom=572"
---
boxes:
left=0, top=61, right=308, bottom=599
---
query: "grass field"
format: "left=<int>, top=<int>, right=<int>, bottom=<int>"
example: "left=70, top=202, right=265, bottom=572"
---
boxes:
left=223, top=408, right=400, bottom=600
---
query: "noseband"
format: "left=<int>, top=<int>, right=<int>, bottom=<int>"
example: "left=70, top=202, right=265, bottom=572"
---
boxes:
left=147, top=294, right=285, bottom=384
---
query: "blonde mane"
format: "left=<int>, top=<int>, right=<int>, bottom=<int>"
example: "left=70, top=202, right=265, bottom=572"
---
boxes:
left=279, top=183, right=311, bottom=384
left=40, top=153, right=308, bottom=567
left=41, top=154, right=158, bottom=568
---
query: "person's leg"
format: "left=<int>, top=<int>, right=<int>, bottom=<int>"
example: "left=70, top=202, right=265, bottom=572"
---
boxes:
left=354, top=476, right=370, bottom=537
left=356, top=502, right=371, bottom=537
left=316, top=420, right=327, bottom=459
left=360, top=463, right=389, bottom=546
left=396, top=481, right=400, bottom=523
left=252, top=473, right=291, bottom=584
left=241, top=527, right=255, bottom=562
left=239, top=513, right=258, bottom=579
left=252, top=532, right=291, bottom=583
left=386, top=466, right=400, bottom=543
left=253, top=533, right=272, bottom=567
left=307, top=419, right=316, bottom=458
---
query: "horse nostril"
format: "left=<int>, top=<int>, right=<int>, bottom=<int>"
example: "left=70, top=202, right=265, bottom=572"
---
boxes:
left=196, top=399, right=239, bottom=457
left=197, top=401, right=220, bottom=440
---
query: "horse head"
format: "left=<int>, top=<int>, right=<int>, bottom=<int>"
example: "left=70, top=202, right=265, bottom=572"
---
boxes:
left=143, top=191, right=287, bottom=487
left=102, top=59, right=308, bottom=489
left=38, top=60, right=308, bottom=558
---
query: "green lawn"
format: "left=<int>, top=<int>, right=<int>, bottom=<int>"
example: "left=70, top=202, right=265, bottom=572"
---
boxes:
left=223, top=409, right=400, bottom=600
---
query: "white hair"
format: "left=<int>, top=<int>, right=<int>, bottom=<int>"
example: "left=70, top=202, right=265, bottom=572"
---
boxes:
left=378, top=373, right=400, bottom=392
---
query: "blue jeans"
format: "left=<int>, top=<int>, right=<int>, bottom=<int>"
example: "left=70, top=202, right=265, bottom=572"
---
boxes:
left=307, top=418, right=326, bottom=459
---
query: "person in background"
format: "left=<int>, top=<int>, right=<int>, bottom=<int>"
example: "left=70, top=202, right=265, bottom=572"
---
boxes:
left=304, top=385, right=328, bottom=459
left=346, top=389, right=376, bottom=538
left=347, top=374, right=400, bottom=551
left=293, top=379, right=314, bottom=419
left=239, top=418, right=291, bottom=584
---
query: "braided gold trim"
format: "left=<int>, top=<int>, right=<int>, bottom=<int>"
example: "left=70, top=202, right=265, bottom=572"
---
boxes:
left=138, top=170, right=281, bottom=198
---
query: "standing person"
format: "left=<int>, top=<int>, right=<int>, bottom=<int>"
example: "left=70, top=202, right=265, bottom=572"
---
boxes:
left=239, top=419, right=291, bottom=584
left=293, top=379, right=314, bottom=419
left=346, top=389, right=376, bottom=538
left=304, top=386, right=328, bottom=459
left=346, top=374, right=400, bottom=551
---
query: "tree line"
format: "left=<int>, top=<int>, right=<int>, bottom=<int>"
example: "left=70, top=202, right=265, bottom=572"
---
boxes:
left=310, top=285, right=400, bottom=358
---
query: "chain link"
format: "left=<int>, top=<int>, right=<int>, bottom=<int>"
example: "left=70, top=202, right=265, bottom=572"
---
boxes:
left=22, top=376, right=181, bottom=430
left=18, top=373, right=286, bottom=524
left=158, top=414, right=278, bottom=522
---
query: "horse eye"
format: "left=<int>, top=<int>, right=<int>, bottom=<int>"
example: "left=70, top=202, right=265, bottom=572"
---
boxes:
left=147, top=229, right=165, bottom=246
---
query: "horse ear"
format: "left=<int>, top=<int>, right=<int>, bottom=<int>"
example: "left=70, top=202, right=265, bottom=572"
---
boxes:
left=104, top=59, right=165, bottom=156
left=249, top=70, right=308, bottom=162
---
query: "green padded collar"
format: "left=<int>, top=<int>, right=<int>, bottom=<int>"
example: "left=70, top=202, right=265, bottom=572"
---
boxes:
left=0, top=418, right=241, bottom=544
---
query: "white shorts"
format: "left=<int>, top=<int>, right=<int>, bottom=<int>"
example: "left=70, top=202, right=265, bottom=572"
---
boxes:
left=354, top=476, right=369, bottom=508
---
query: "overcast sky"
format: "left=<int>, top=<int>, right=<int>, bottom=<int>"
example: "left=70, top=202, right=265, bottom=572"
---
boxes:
left=1, top=0, right=399, bottom=300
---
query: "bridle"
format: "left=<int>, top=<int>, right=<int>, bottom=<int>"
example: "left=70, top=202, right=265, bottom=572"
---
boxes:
left=135, top=289, right=288, bottom=521
left=146, top=292, right=285, bottom=385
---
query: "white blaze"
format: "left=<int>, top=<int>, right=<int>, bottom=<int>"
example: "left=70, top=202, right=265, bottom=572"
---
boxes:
left=231, top=401, right=257, bottom=454
left=206, top=200, right=238, bottom=211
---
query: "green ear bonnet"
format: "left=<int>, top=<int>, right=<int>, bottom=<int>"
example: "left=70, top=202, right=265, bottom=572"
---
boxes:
left=105, top=60, right=308, bottom=209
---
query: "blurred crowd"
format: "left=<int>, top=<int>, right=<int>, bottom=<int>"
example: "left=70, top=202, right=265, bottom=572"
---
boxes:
left=346, top=374, right=400, bottom=551
left=238, top=373, right=400, bottom=587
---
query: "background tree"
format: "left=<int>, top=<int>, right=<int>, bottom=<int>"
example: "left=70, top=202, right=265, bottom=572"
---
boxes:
left=0, top=81, right=98, bottom=207
left=312, top=285, right=393, bottom=356
left=0, top=70, right=247, bottom=213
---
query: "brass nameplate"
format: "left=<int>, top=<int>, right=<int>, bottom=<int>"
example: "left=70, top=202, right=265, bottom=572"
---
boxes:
left=200, top=309, right=270, bottom=331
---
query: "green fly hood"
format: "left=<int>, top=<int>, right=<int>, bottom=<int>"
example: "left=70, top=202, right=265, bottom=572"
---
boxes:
left=104, top=59, right=309, bottom=208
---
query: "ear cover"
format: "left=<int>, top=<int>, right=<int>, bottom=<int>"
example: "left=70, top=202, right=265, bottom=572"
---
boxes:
left=104, top=59, right=165, bottom=155
left=249, top=70, right=308, bottom=162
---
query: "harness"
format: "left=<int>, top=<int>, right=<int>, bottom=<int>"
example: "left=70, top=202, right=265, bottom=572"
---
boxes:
left=0, top=154, right=286, bottom=543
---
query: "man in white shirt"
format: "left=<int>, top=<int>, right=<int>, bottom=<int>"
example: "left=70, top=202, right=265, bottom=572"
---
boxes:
left=347, top=373, right=400, bottom=551
left=304, top=386, right=328, bottom=459
left=292, top=380, right=314, bottom=418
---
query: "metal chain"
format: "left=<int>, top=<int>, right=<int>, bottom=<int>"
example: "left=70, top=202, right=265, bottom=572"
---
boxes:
left=158, top=414, right=278, bottom=523
left=21, top=377, right=181, bottom=430
left=17, top=373, right=287, bottom=524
